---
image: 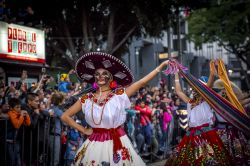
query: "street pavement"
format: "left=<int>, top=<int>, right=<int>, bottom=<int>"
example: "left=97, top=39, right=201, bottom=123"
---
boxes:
left=147, top=160, right=166, bottom=166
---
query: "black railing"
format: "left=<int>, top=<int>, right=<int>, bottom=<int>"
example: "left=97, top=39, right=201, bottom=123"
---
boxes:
left=0, top=117, right=64, bottom=166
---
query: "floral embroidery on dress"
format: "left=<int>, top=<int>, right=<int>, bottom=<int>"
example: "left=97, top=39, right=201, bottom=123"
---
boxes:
left=121, top=147, right=130, bottom=161
left=189, top=98, right=204, bottom=109
left=115, top=88, right=125, bottom=95
left=101, top=161, right=110, bottom=166
left=88, top=92, right=115, bottom=106
left=91, top=160, right=95, bottom=166
left=73, top=144, right=89, bottom=164
left=113, top=152, right=121, bottom=163
left=81, top=94, right=89, bottom=104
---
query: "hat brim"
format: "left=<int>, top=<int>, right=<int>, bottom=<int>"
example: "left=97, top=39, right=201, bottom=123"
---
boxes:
left=75, top=52, right=134, bottom=87
left=213, top=79, right=243, bottom=98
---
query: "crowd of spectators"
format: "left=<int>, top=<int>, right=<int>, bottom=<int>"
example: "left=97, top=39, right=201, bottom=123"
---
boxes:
left=6, top=69, right=250, bottom=165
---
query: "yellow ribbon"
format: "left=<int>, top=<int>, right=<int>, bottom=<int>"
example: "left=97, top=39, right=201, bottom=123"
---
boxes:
left=217, top=59, right=247, bottom=115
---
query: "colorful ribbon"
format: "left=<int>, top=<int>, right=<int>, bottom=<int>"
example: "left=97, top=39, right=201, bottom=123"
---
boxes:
left=163, top=60, right=250, bottom=135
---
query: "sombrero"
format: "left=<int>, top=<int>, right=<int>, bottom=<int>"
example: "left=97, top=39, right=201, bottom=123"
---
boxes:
left=75, top=52, right=134, bottom=87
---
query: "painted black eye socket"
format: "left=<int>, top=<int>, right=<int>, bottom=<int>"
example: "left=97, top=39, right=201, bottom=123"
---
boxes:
left=94, top=71, right=110, bottom=77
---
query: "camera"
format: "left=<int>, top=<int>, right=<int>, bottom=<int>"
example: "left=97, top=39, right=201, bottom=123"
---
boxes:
left=41, top=67, right=46, bottom=74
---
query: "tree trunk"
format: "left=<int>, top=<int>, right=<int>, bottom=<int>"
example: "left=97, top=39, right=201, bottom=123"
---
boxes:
left=237, top=55, right=250, bottom=91
left=107, top=12, right=115, bottom=53
left=82, top=6, right=90, bottom=52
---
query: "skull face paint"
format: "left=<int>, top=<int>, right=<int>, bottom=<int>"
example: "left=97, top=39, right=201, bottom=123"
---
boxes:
left=94, top=68, right=112, bottom=86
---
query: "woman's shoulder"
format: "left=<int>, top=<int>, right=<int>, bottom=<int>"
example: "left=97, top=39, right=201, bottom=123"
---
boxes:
left=114, top=88, right=125, bottom=95
left=80, top=93, right=92, bottom=104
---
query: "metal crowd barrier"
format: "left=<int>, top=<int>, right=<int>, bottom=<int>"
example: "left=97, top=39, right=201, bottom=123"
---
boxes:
left=0, top=117, right=62, bottom=166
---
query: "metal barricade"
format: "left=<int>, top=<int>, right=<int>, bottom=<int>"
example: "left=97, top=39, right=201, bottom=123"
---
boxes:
left=0, top=116, right=62, bottom=166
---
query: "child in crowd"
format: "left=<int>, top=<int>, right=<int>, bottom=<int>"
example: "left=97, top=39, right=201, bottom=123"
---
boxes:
left=7, top=98, right=31, bottom=166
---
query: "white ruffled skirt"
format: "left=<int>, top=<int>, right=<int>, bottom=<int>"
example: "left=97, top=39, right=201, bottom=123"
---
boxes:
left=73, top=128, right=145, bottom=166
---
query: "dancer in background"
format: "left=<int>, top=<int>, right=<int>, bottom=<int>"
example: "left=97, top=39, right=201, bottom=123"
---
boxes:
left=165, top=60, right=231, bottom=166
left=212, top=59, right=250, bottom=165
left=61, top=52, right=169, bottom=166
left=213, top=80, right=250, bottom=165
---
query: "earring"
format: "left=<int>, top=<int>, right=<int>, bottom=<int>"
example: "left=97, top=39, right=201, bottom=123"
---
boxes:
left=92, top=82, right=99, bottom=91
left=109, top=80, right=117, bottom=90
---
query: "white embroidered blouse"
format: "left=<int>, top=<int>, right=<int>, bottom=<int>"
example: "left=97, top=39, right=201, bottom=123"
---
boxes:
left=80, top=88, right=131, bottom=128
left=187, top=101, right=214, bottom=127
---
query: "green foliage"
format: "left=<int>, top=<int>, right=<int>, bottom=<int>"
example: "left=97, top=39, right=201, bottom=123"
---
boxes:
left=187, top=0, right=250, bottom=64
left=31, top=0, right=202, bottom=67
left=39, top=0, right=175, bottom=65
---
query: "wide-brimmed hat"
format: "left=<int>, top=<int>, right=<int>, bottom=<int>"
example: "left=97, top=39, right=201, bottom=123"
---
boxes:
left=75, top=52, right=134, bottom=87
left=213, top=79, right=243, bottom=98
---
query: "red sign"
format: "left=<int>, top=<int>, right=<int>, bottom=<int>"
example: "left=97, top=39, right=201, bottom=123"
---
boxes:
left=23, top=31, right=26, bottom=41
left=8, top=28, right=12, bottom=39
left=18, top=42, right=22, bottom=53
left=13, top=28, right=17, bottom=40
left=7, top=27, right=37, bottom=55
left=8, top=40, right=12, bottom=52
left=32, top=33, right=36, bottom=42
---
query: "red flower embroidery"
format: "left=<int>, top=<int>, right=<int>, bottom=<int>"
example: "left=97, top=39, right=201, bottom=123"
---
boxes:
left=115, top=88, right=124, bottom=95
left=121, top=147, right=130, bottom=161
left=81, top=95, right=89, bottom=103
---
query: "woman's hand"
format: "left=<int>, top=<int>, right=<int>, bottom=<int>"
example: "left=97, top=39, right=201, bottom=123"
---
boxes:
left=156, top=60, right=169, bottom=72
left=82, top=128, right=93, bottom=136
left=209, top=60, right=217, bottom=76
left=162, top=60, right=169, bottom=66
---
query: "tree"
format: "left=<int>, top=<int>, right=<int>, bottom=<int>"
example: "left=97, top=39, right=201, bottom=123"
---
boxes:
left=187, top=0, right=250, bottom=89
left=5, top=0, right=212, bottom=69
left=28, top=0, right=212, bottom=68
left=30, top=0, right=175, bottom=68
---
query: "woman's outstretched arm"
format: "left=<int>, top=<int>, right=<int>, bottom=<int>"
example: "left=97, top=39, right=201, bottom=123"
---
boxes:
left=126, top=60, right=169, bottom=97
left=207, top=60, right=216, bottom=88
left=174, top=73, right=190, bottom=103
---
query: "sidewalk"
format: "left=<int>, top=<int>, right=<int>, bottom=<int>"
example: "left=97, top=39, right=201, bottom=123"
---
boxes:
left=147, top=160, right=166, bottom=166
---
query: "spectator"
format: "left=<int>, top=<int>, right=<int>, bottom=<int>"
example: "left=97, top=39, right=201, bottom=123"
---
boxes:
left=135, top=100, right=153, bottom=151
left=160, top=101, right=171, bottom=150
left=64, top=119, right=83, bottom=166
left=58, top=70, right=74, bottom=93
left=7, top=98, right=31, bottom=166
left=49, top=91, right=65, bottom=166
left=21, top=93, right=45, bottom=166
left=125, top=102, right=137, bottom=148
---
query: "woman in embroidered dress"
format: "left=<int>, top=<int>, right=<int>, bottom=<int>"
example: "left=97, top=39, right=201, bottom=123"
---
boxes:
left=61, top=52, right=169, bottom=166
left=165, top=61, right=231, bottom=166
left=213, top=79, right=250, bottom=165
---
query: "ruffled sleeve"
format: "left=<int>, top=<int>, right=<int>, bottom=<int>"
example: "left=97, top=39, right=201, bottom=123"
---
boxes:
left=79, top=94, right=88, bottom=114
left=115, top=88, right=131, bottom=110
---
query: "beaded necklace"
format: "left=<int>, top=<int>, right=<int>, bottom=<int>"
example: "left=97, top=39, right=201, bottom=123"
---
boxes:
left=189, top=96, right=203, bottom=109
left=91, top=91, right=114, bottom=125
